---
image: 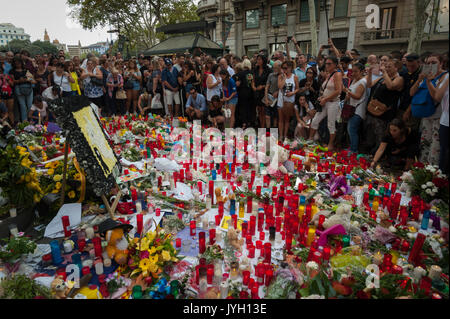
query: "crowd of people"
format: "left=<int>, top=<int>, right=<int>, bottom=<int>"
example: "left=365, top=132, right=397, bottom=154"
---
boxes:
left=0, top=38, right=448, bottom=174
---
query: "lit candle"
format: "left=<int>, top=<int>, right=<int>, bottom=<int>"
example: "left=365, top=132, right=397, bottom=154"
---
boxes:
left=429, top=265, right=442, bottom=281
left=9, top=208, right=17, bottom=218
left=94, top=258, right=104, bottom=275
left=408, top=233, right=426, bottom=265
left=136, top=201, right=142, bottom=214
left=190, top=220, right=196, bottom=237
left=85, top=227, right=95, bottom=239
left=8, top=223, right=19, bottom=237
left=136, top=214, right=143, bottom=235
left=220, top=281, right=229, bottom=299
left=306, top=227, right=316, bottom=246
left=209, top=229, right=216, bottom=245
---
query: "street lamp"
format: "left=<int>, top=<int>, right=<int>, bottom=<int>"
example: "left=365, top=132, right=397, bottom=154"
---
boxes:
left=273, top=22, right=280, bottom=53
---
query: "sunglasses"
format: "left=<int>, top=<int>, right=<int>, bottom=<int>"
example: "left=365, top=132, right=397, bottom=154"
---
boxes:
left=325, top=62, right=333, bottom=65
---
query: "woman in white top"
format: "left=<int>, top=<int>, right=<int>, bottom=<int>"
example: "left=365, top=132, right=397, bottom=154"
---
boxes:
left=410, top=53, right=448, bottom=166
left=343, top=63, right=367, bottom=153
left=206, top=64, right=222, bottom=103
left=51, top=62, right=74, bottom=97
left=277, top=60, right=299, bottom=142
left=426, top=67, right=449, bottom=174
left=309, top=56, right=343, bottom=151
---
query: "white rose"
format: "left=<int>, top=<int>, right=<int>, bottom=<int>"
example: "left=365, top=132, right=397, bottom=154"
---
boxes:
left=432, top=187, right=438, bottom=193
left=426, top=189, right=432, bottom=195
left=426, top=182, right=434, bottom=187
left=389, top=225, right=397, bottom=233
left=421, top=184, right=427, bottom=189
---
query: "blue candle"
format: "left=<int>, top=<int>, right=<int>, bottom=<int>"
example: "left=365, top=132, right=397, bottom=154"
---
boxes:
left=300, top=196, right=306, bottom=205
left=230, top=199, right=236, bottom=215
left=211, top=169, right=217, bottom=180
left=421, top=210, right=431, bottom=230
left=50, top=240, right=63, bottom=265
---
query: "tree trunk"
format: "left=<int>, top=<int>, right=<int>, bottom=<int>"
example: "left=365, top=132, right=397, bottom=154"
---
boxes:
left=407, top=0, right=432, bottom=54
left=308, top=0, right=318, bottom=55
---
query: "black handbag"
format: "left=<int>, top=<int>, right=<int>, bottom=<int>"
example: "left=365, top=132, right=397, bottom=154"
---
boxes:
left=91, top=76, right=104, bottom=87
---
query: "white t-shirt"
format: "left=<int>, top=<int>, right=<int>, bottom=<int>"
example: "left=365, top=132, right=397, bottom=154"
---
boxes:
left=440, top=86, right=449, bottom=127
left=30, top=101, right=48, bottom=117
left=42, top=86, right=60, bottom=100
left=349, top=78, right=368, bottom=120
left=227, top=66, right=235, bottom=77
left=424, top=72, right=449, bottom=120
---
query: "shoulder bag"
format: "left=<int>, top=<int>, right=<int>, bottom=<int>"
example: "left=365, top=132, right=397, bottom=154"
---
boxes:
left=367, top=78, right=390, bottom=117
left=314, top=71, right=337, bottom=112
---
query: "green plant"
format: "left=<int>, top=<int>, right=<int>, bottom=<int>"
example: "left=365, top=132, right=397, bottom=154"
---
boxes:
left=0, top=274, right=53, bottom=299
left=0, top=236, right=37, bottom=264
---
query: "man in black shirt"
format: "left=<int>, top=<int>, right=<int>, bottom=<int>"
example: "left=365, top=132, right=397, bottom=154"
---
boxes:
left=139, top=57, right=151, bottom=91
left=400, top=53, right=422, bottom=131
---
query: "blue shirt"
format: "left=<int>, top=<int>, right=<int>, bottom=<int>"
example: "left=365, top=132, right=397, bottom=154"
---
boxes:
left=3, top=62, right=11, bottom=75
left=161, top=67, right=179, bottom=91
left=294, top=67, right=306, bottom=82
left=223, top=77, right=238, bottom=98
left=186, top=93, right=207, bottom=112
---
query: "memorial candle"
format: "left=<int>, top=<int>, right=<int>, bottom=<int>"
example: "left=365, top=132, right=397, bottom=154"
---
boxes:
left=249, top=215, right=256, bottom=235
left=408, top=233, right=426, bottom=265
left=190, top=220, right=196, bottom=236
left=50, top=240, right=63, bottom=265
left=247, top=197, right=253, bottom=214
left=242, top=222, right=248, bottom=238
left=92, top=237, right=102, bottom=257
left=264, top=242, right=271, bottom=263
left=136, top=214, right=143, bottom=235
left=421, top=210, right=431, bottom=230
left=209, top=181, right=214, bottom=204
left=306, top=228, right=316, bottom=246
left=248, top=245, right=255, bottom=258
left=199, top=232, right=206, bottom=254
left=232, top=214, right=238, bottom=229
left=265, top=269, right=273, bottom=286
left=209, top=229, right=216, bottom=245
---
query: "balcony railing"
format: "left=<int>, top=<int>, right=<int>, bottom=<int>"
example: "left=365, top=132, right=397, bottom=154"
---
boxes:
left=197, top=0, right=219, bottom=15
left=362, top=28, right=410, bottom=41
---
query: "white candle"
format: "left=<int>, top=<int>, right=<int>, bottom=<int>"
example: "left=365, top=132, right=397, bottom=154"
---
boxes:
left=429, top=265, right=442, bottom=281
left=220, top=281, right=229, bottom=299
left=38, top=112, right=41, bottom=125
left=9, top=208, right=17, bottom=218
left=95, top=260, right=104, bottom=275
left=206, top=195, right=212, bottom=209
left=85, top=227, right=95, bottom=239
left=9, top=224, right=19, bottom=237
left=63, top=240, right=74, bottom=253
left=136, top=201, right=142, bottom=214
left=82, top=259, right=93, bottom=268
left=103, top=258, right=112, bottom=268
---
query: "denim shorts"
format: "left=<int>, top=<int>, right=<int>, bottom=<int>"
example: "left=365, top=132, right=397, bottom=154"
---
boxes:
left=225, top=97, right=238, bottom=106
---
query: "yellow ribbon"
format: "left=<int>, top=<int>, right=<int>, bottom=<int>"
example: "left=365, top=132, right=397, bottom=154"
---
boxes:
left=73, top=157, right=86, bottom=203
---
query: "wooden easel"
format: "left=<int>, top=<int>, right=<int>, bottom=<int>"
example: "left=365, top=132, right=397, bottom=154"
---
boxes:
left=60, top=142, right=121, bottom=219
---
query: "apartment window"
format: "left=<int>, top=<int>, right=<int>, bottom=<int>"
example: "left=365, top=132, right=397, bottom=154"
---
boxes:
left=334, top=0, right=348, bottom=18
left=271, top=4, right=287, bottom=26
left=246, top=9, right=259, bottom=29
left=297, top=41, right=312, bottom=55
left=300, top=0, right=319, bottom=22
left=378, top=7, right=396, bottom=39
left=245, top=45, right=259, bottom=57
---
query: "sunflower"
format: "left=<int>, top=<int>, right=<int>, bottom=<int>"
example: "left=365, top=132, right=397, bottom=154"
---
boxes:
left=53, top=174, right=62, bottom=182
left=47, top=168, right=55, bottom=175
left=55, top=182, right=62, bottom=190
left=68, top=191, right=76, bottom=199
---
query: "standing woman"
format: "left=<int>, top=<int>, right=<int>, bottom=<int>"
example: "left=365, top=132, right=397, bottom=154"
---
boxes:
left=0, top=63, right=14, bottom=125
left=34, top=58, right=49, bottom=95
left=124, top=59, right=142, bottom=115
left=206, top=64, right=222, bottom=106
left=309, top=56, right=343, bottom=151
left=252, top=54, right=271, bottom=128
left=220, top=69, right=238, bottom=128
left=11, top=57, right=36, bottom=122
left=298, top=67, right=320, bottom=101
left=50, top=62, right=74, bottom=97
left=277, top=60, right=299, bottom=142
left=80, top=58, right=104, bottom=113
left=234, top=59, right=254, bottom=128
left=202, top=59, right=213, bottom=96
left=66, top=60, right=81, bottom=96
left=343, top=63, right=367, bottom=153
left=410, top=53, right=448, bottom=166
left=106, top=68, right=124, bottom=116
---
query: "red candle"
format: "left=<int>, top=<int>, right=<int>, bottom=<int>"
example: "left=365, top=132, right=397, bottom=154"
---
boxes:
left=258, top=212, right=264, bottom=232
left=215, top=214, right=221, bottom=226
left=131, top=189, right=137, bottom=201
left=408, top=233, right=426, bottom=265
left=199, top=232, right=206, bottom=254
left=264, top=242, right=271, bottom=263
left=251, top=285, right=259, bottom=299
left=256, top=240, right=262, bottom=249
left=318, top=215, right=326, bottom=231
left=259, top=231, right=265, bottom=241
left=156, top=208, right=161, bottom=216
left=206, top=267, right=213, bottom=284
left=77, top=238, right=86, bottom=252
left=265, top=269, right=273, bottom=286
left=322, top=247, right=331, bottom=261
left=247, top=197, right=253, bottom=214
left=256, top=186, right=261, bottom=196
left=246, top=234, right=252, bottom=245
left=232, top=214, right=238, bottom=229
left=92, top=237, right=102, bottom=258
left=136, top=214, right=143, bottom=235
left=240, top=290, right=249, bottom=299
left=242, top=222, right=248, bottom=238
left=209, top=181, right=214, bottom=204
left=249, top=215, right=256, bottom=235
left=190, top=220, right=196, bottom=236
left=242, top=270, right=250, bottom=285
left=251, top=170, right=256, bottom=184
left=61, top=216, right=71, bottom=237
left=197, top=181, right=202, bottom=194
left=176, top=238, right=181, bottom=248
left=209, top=229, right=216, bottom=245
left=248, top=245, right=255, bottom=258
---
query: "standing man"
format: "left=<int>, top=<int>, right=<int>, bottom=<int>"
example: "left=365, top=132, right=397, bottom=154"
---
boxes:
left=219, top=58, right=235, bottom=77
left=161, top=58, right=180, bottom=117
left=401, top=53, right=422, bottom=131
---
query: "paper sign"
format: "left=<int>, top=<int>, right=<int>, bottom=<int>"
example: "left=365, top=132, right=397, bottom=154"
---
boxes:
left=44, top=203, right=82, bottom=238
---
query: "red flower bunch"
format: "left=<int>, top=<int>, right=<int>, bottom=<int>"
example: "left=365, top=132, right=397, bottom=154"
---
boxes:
left=432, top=177, right=449, bottom=188
left=413, top=162, right=425, bottom=168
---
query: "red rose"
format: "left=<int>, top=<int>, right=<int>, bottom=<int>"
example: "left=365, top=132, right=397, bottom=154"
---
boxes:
left=356, top=290, right=371, bottom=299
left=432, top=177, right=449, bottom=188
left=413, top=162, right=425, bottom=168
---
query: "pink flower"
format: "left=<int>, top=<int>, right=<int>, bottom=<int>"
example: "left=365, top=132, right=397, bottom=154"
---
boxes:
left=140, top=250, right=149, bottom=259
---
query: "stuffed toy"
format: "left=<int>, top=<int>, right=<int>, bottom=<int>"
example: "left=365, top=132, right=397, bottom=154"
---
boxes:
left=51, top=275, right=70, bottom=299
left=267, top=136, right=290, bottom=178
left=105, top=227, right=129, bottom=265
left=322, top=204, right=359, bottom=234
left=226, top=227, right=244, bottom=251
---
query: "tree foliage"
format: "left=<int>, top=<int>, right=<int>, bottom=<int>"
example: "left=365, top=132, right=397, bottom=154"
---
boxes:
left=32, top=40, right=59, bottom=56
left=0, top=39, right=58, bottom=57
left=0, top=39, right=30, bottom=54
left=66, top=0, right=199, bottom=51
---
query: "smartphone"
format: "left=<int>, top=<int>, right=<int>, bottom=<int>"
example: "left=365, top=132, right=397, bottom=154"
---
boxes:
left=287, top=36, right=292, bottom=42
left=323, top=45, right=331, bottom=49
left=431, top=63, right=438, bottom=75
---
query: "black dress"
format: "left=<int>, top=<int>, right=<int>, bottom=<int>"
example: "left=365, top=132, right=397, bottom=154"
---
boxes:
left=233, top=70, right=255, bottom=127
left=253, top=66, right=271, bottom=106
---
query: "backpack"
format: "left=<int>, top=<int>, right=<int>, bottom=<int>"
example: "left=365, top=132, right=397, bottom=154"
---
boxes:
left=411, top=72, right=448, bottom=118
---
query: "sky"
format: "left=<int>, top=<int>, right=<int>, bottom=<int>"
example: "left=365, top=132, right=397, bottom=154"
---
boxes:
left=0, top=1, right=114, bottom=46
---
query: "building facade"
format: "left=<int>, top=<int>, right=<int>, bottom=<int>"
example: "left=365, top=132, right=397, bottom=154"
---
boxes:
left=197, top=0, right=449, bottom=57
left=0, top=23, right=31, bottom=46
left=80, top=42, right=110, bottom=56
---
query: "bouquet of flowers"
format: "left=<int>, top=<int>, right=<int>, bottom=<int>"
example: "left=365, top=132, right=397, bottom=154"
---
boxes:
left=125, top=226, right=179, bottom=282
left=39, top=158, right=82, bottom=201
left=402, top=163, right=449, bottom=203
left=0, top=145, right=43, bottom=209
left=122, top=146, right=143, bottom=162
left=132, top=122, right=148, bottom=136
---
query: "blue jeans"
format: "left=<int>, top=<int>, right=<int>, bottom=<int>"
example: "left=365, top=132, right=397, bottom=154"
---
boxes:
left=347, top=114, right=362, bottom=153
left=15, top=85, right=33, bottom=122
left=439, top=124, right=449, bottom=174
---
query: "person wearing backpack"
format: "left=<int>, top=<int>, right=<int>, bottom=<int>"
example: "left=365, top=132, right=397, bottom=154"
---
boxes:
left=410, top=53, right=448, bottom=166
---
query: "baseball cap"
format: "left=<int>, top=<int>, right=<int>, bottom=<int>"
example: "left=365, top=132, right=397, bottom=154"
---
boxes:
left=406, top=53, right=420, bottom=61
left=164, top=58, right=173, bottom=66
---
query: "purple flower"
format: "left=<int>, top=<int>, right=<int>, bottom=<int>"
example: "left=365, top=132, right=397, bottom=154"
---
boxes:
left=140, top=250, right=149, bottom=259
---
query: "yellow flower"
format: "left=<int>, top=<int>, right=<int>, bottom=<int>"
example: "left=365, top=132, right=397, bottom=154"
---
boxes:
left=53, top=174, right=62, bottom=182
left=171, top=256, right=178, bottom=262
left=68, top=191, right=76, bottom=199
left=311, top=181, right=317, bottom=188
left=25, top=175, right=31, bottom=183
left=33, top=194, right=41, bottom=203
left=148, top=262, right=158, bottom=273
left=139, top=238, right=150, bottom=251
left=21, top=158, right=32, bottom=167
left=139, top=258, right=151, bottom=271
left=146, top=231, right=156, bottom=243
left=47, top=168, right=54, bottom=175
left=149, top=255, right=158, bottom=264
left=161, top=250, right=171, bottom=261
left=52, top=189, right=59, bottom=194
left=55, top=182, right=62, bottom=190
left=149, top=246, right=157, bottom=255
